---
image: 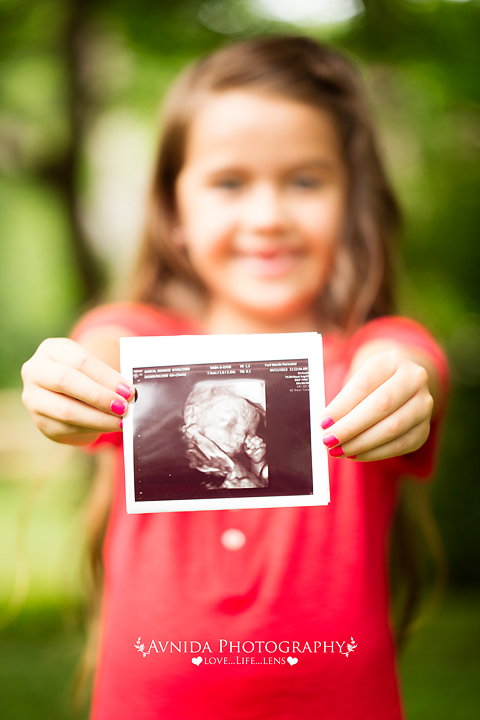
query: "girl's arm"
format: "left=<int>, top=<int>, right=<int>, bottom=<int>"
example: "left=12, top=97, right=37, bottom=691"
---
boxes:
left=321, top=340, right=444, bottom=462
left=21, top=327, right=135, bottom=446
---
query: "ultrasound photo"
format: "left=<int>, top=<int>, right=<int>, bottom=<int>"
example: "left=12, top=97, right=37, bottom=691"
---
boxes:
left=182, top=379, right=268, bottom=490
left=121, top=333, right=328, bottom=512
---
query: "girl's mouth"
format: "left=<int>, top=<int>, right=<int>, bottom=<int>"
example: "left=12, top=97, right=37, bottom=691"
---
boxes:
left=234, top=248, right=303, bottom=278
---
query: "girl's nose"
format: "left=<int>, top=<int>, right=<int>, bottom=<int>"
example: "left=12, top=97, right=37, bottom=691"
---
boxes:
left=243, top=183, right=288, bottom=234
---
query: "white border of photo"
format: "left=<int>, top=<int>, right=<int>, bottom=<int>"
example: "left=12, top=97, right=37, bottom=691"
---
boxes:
left=120, top=332, right=329, bottom=513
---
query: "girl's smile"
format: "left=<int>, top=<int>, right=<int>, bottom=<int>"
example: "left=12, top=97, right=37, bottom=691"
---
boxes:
left=175, top=91, right=348, bottom=333
left=233, top=245, right=304, bottom=278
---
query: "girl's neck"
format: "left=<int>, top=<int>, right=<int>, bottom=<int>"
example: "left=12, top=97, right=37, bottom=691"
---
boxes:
left=203, top=302, right=323, bottom=335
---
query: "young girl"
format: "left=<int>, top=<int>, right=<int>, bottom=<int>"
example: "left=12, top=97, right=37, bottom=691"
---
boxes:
left=21, top=35, right=449, bottom=719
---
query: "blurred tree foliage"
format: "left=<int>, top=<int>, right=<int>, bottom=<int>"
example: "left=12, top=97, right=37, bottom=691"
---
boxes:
left=1, top=0, right=479, bottom=582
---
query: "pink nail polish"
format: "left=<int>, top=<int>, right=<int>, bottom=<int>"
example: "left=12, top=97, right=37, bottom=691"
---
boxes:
left=323, top=433, right=339, bottom=448
left=329, top=446, right=344, bottom=458
left=111, top=398, right=127, bottom=416
left=321, top=415, right=334, bottom=430
left=347, top=455, right=356, bottom=460
left=119, top=419, right=123, bottom=430
left=117, top=383, right=134, bottom=401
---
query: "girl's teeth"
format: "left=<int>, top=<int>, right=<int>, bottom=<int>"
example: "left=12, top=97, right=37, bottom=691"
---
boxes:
left=236, top=251, right=299, bottom=277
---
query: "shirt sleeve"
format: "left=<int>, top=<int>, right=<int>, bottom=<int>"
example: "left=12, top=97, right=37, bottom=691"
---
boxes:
left=70, top=302, right=200, bottom=341
left=345, top=316, right=450, bottom=480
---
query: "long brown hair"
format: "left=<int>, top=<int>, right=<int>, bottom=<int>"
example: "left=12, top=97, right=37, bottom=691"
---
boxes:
left=128, top=34, right=401, bottom=331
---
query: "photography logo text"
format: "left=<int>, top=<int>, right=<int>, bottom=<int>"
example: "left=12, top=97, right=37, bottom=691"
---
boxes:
left=134, top=637, right=357, bottom=664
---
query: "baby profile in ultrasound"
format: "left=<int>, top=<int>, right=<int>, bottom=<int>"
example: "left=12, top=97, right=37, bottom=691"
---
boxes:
left=182, top=381, right=268, bottom=489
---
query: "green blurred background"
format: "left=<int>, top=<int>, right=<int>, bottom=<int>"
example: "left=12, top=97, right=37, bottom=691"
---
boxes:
left=1, top=0, right=479, bottom=718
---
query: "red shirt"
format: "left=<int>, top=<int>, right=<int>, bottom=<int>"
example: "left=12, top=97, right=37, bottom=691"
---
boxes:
left=73, top=305, right=449, bottom=720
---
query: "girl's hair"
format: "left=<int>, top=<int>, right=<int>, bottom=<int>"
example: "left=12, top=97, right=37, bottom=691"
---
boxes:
left=128, top=34, right=401, bottom=331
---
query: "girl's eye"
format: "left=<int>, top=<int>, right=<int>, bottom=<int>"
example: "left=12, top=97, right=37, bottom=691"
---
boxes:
left=290, top=175, right=322, bottom=189
left=214, top=177, right=243, bottom=190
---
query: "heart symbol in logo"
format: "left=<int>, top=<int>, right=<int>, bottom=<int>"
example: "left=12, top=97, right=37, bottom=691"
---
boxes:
left=192, top=656, right=203, bottom=666
left=287, top=656, right=298, bottom=666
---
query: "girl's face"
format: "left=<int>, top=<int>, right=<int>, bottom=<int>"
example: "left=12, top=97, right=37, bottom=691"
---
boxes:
left=175, top=91, right=348, bottom=330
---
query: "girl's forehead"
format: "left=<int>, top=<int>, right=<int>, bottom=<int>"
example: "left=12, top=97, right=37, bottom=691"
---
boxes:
left=182, top=90, right=344, bottom=168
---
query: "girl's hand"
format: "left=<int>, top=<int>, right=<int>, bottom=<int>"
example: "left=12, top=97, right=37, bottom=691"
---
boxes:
left=21, top=338, right=135, bottom=445
left=321, top=349, right=435, bottom=461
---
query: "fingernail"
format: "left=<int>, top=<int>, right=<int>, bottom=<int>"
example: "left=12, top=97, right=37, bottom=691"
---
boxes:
left=119, top=419, right=123, bottom=430
left=117, top=383, right=134, bottom=401
left=111, top=398, right=127, bottom=416
left=323, top=433, right=339, bottom=449
left=329, top=446, right=344, bottom=458
left=321, top=415, right=334, bottom=430
left=347, top=455, right=356, bottom=460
